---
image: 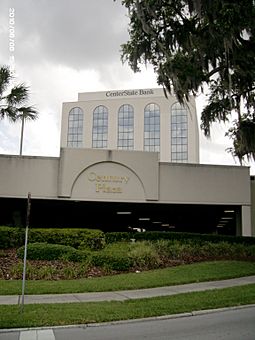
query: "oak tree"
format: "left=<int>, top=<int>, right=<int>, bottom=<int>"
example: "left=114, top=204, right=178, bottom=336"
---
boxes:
left=118, top=0, right=255, bottom=162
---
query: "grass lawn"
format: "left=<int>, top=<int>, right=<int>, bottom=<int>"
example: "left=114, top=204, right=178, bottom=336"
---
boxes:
left=0, top=284, right=255, bottom=329
left=1, top=260, right=255, bottom=295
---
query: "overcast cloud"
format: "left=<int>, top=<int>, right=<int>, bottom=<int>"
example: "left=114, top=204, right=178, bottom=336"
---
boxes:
left=0, top=0, right=253, bottom=173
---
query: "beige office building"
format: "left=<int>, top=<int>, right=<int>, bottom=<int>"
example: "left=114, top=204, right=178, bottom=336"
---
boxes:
left=61, top=88, right=199, bottom=163
left=0, top=89, right=253, bottom=236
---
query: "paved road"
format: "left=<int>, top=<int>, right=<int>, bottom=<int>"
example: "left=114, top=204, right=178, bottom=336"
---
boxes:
left=0, top=306, right=255, bottom=340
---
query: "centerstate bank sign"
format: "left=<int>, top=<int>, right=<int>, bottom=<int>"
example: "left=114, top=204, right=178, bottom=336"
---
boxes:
left=105, top=89, right=154, bottom=98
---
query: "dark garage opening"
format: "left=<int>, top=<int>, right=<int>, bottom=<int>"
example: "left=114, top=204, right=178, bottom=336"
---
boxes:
left=0, top=197, right=240, bottom=235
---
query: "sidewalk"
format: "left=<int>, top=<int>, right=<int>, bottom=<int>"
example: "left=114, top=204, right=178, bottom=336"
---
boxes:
left=1, top=275, right=255, bottom=305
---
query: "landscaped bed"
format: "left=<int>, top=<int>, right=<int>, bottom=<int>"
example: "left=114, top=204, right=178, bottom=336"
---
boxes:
left=0, top=227, right=255, bottom=281
left=1, top=227, right=255, bottom=329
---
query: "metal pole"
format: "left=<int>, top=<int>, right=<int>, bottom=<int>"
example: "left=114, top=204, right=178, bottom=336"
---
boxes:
left=20, top=192, right=31, bottom=312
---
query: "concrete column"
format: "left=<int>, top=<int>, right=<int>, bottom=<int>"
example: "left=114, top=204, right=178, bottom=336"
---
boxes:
left=235, top=207, right=241, bottom=236
left=242, top=205, right=252, bottom=236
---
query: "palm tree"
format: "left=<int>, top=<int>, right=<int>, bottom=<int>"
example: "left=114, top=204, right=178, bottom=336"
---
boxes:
left=0, top=65, right=38, bottom=155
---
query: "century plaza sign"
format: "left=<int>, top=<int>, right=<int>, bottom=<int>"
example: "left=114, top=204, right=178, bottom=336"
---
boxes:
left=88, top=171, right=130, bottom=194
left=105, top=89, right=154, bottom=97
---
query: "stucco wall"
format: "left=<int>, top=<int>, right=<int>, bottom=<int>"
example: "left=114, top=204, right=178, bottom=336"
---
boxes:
left=159, top=163, right=251, bottom=205
left=58, top=148, right=159, bottom=201
left=0, top=155, right=59, bottom=198
left=0, top=151, right=251, bottom=206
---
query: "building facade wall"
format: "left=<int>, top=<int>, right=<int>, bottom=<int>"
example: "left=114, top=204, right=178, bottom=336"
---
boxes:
left=159, top=163, right=251, bottom=205
left=61, top=88, right=199, bottom=164
left=0, top=155, right=59, bottom=199
left=0, top=150, right=250, bottom=206
left=0, top=149, right=252, bottom=235
left=58, top=148, right=159, bottom=201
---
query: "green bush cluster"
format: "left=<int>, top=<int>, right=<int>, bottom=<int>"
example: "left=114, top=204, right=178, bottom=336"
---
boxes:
left=11, top=239, right=255, bottom=279
left=105, top=232, right=134, bottom=244
left=128, top=241, right=162, bottom=269
left=153, top=240, right=255, bottom=261
left=0, top=227, right=25, bottom=249
left=105, top=231, right=255, bottom=246
left=0, top=226, right=104, bottom=250
left=2, top=226, right=255, bottom=251
left=17, top=243, right=90, bottom=262
left=2, top=226, right=255, bottom=279
left=28, top=228, right=104, bottom=250
left=91, top=253, right=132, bottom=271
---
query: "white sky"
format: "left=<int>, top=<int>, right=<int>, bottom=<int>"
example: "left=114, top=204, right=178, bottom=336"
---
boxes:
left=0, top=0, right=254, bottom=174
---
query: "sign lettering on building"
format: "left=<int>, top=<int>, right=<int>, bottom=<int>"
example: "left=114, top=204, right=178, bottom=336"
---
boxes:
left=105, top=89, right=154, bottom=98
left=88, top=172, right=130, bottom=193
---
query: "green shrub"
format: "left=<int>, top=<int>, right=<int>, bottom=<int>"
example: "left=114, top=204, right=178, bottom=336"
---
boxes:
left=105, top=231, right=255, bottom=246
left=2, top=226, right=255, bottom=251
left=0, top=226, right=25, bottom=248
left=91, top=249, right=132, bottom=271
left=103, top=241, right=130, bottom=254
left=0, top=226, right=105, bottom=250
left=153, top=239, right=255, bottom=261
left=105, top=232, right=135, bottom=244
left=244, top=245, right=255, bottom=257
left=61, top=249, right=91, bottom=262
left=28, top=228, right=105, bottom=250
left=78, top=237, right=105, bottom=251
left=129, top=241, right=162, bottom=269
left=17, top=243, right=82, bottom=261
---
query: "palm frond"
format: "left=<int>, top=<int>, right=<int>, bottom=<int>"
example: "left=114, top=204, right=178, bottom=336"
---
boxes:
left=16, top=106, right=38, bottom=120
left=4, top=84, right=29, bottom=106
left=0, top=65, right=39, bottom=122
left=0, top=106, right=17, bottom=122
left=0, top=66, right=12, bottom=96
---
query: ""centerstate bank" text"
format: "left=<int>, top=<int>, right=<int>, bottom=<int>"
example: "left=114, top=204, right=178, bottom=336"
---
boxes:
left=105, top=89, right=153, bottom=97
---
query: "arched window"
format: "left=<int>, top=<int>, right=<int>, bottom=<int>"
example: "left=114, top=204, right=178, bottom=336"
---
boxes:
left=92, top=105, right=108, bottom=148
left=67, top=107, right=83, bottom=147
left=171, top=102, right=188, bottom=162
left=144, top=103, right=160, bottom=152
left=118, top=104, right=134, bottom=150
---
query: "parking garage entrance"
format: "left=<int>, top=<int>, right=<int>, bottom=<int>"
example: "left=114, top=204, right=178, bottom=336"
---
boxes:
left=0, top=197, right=241, bottom=236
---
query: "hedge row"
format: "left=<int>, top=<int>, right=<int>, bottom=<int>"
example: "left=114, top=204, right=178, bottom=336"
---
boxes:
left=0, top=227, right=104, bottom=250
left=105, top=231, right=255, bottom=246
left=1, top=226, right=255, bottom=251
